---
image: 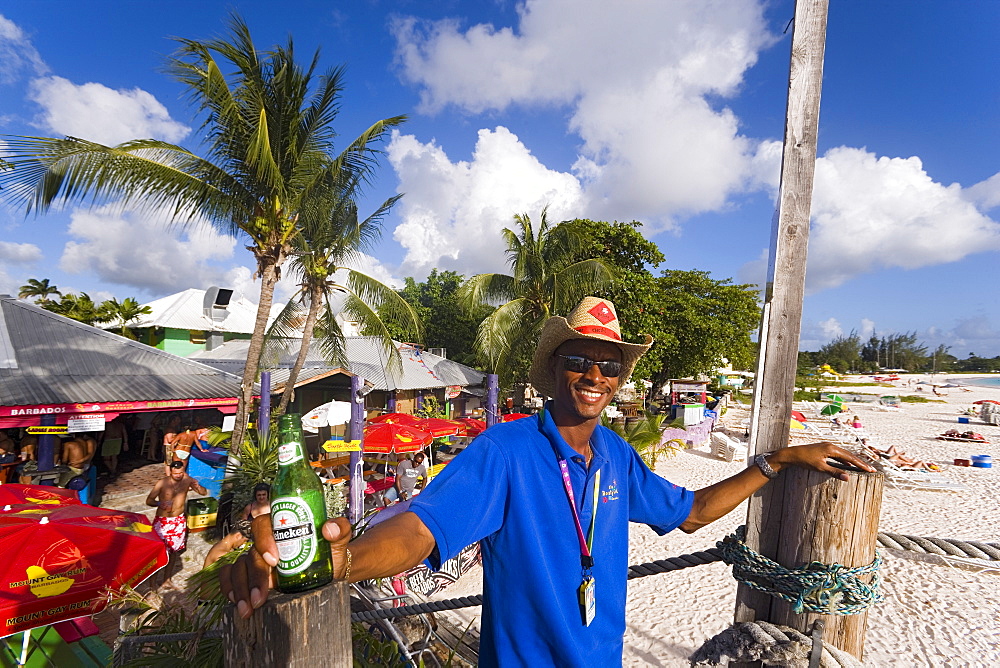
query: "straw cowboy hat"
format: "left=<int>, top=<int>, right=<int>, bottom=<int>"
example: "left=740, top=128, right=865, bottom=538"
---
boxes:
left=528, top=296, right=653, bottom=398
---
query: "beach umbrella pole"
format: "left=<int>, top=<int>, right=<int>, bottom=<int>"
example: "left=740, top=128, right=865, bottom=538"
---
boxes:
left=733, top=1, right=882, bottom=663
left=485, top=374, right=499, bottom=428
left=348, top=375, right=366, bottom=525
left=37, top=414, right=57, bottom=473
left=258, top=372, right=271, bottom=445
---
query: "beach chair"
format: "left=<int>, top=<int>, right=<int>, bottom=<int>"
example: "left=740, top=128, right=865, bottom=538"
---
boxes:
left=852, top=446, right=967, bottom=492
left=710, top=432, right=748, bottom=463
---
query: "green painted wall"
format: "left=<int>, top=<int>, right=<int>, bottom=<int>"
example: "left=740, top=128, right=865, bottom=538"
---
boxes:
left=162, top=327, right=205, bottom=357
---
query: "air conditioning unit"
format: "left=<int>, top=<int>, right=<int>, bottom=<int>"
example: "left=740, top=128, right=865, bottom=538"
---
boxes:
left=428, top=348, right=447, bottom=358
left=203, top=287, right=234, bottom=323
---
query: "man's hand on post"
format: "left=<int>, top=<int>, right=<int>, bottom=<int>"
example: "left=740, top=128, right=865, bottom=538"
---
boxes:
left=768, top=441, right=876, bottom=481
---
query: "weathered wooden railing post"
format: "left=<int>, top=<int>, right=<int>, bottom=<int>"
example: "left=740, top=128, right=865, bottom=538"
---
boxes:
left=734, top=0, right=885, bottom=663
left=222, top=583, right=352, bottom=666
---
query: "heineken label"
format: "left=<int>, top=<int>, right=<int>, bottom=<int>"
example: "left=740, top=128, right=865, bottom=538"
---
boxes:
left=277, top=440, right=303, bottom=465
left=272, top=497, right=317, bottom=575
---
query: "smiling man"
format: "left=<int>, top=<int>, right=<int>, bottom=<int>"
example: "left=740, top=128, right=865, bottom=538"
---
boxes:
left=217, top=297, right=873, bottom=667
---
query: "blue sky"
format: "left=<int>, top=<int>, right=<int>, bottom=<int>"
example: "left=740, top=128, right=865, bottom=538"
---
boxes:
left=1, top=1, right=999, bottom=357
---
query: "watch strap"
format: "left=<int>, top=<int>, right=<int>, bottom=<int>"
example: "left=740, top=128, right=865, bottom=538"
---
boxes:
left=754, top=453, right=779, bottom=479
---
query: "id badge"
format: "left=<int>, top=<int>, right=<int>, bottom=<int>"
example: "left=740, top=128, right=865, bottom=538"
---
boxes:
left=578, top=576, right=596, bottom=626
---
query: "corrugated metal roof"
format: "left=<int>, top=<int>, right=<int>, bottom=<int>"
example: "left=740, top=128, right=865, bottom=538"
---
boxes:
left=191, top=337, right=485, bottom=392
left=125, top=288, right=271, bottom=334
left=0, top=297, right=244, bottom=406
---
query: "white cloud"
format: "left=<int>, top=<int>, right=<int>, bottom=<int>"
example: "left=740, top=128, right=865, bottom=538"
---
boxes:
left=819, top=317, right=843, bottom=340
left=58, top=204, right=237, bottom=294
left=922, top=315, right=1000, bottom=360
left=390, top=0, right=776, bottom=252
left=0, top=14, right=47, bottom=84
left=0, top=268, right=19, bottom=296
left=805, top=147, right=1000, bottom=291
left=0, top=240, right=42, bottom=263
left=740, top=147, right=1000, bottom=292
left=28, top=75, right=189, bottom=145
left=859, top=318, right=876, bottom=340
left=388, top=127, right=585, bottom=276
left=965, top=171, right=1000, bottom=211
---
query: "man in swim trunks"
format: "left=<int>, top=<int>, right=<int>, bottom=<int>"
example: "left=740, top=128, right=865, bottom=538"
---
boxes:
left=101, top=418, right=128, bottom=475
left=147, top=460, right=208, bottom=555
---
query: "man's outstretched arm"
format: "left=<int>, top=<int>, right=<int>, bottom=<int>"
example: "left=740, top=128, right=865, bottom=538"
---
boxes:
left=679, top=441, right=874, bottom=533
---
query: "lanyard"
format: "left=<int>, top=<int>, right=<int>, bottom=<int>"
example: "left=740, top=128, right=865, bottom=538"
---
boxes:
left=558, top=459, right=601, bottom=571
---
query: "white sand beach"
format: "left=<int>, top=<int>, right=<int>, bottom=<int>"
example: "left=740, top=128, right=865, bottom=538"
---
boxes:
left=427, top=376, right=1000, bottom=666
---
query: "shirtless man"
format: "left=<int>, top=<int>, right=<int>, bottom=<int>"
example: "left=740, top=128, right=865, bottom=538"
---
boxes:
left=56, top=435, right=96, bottom=485
left=146, top=461, right=208, bottom=555
left=16, top=433, right=38, bottom=484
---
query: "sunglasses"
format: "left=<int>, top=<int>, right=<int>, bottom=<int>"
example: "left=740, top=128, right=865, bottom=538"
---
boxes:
left=170, top=462, right=185, bottom=469
left=556, top=354, right=623, bottom=378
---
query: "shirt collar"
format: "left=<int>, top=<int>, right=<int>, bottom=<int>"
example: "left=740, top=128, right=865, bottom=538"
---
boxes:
left=538, top=401, right=608, bottom=468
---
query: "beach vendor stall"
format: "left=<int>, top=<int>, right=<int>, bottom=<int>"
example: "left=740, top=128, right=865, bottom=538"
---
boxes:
left=0, top=297, right=245, bottom=497
left=668, top=379, right=711, bottom=426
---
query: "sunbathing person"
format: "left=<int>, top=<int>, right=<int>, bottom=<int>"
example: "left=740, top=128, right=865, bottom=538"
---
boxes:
left=861, top=440, right=942, bottom=472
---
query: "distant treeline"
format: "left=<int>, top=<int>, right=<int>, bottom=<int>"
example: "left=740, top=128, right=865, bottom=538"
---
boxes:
left=800, top=331, right=998, bottom=374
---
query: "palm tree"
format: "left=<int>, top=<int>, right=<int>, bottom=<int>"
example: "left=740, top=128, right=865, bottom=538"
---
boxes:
left=0, top=16, right=405, bottom=449
left=273, top=191, right=422, bottom=414
left=43, top=292, right=109, bottom=325
left=17, top=278, right=61, bottom=304
left=102, top=297, right=152, bottom=339
left=458, top=209, right=615, bottom=386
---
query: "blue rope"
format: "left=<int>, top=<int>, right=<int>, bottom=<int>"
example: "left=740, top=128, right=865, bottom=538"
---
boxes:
left=717, top=527, right=884, bottom=615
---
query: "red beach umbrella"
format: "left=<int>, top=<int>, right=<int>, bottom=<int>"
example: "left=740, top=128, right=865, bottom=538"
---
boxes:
left=0, top=503, right=167, bottom=637
left=414, top=418, right=463, bottom=438
left=369, top=412, right=422, bottom=426
left=972, top=400, right=1000, bottom=405
left=502, top=413, right=532, bottom=422
left=0, top=484, right=81, bottom=508
left=455, top=418, right=487, bottom=437
left=363, top=423, right=433, bottom=454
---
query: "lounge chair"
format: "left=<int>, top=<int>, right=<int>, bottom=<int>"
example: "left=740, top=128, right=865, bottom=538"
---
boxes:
left=853, top=446, right=966, bottom=492
left=710, top=432, right=749, bottom=463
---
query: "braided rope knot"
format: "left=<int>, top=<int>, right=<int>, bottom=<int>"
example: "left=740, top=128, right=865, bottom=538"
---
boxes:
left=717, top=528, right=884, bottom=615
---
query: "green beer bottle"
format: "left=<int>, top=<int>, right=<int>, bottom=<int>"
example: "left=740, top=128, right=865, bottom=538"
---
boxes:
left=271, top=413, right=333, bottom=593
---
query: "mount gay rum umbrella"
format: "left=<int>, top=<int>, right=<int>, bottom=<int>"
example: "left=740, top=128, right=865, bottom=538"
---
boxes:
left=0, top=502, right=167, bottom=636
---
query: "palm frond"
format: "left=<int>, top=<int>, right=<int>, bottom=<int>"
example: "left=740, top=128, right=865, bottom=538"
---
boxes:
left=259, top=296, right=305, bottom=371
left=551, top=258, right=617, bottom=313
left=315, top=304, right=349, bottom=369
left=457, top=273, right=517, bottom=313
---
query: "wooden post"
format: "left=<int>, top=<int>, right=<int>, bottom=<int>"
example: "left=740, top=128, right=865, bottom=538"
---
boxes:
left=761, top=467, right=884, bottom=657
left=734, top=0, right=884, bottom=662
left=222, top=583, right=352, bottom=666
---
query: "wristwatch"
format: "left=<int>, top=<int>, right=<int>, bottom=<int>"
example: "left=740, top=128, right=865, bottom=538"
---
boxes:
left=753, top=453, right=779, bottom=479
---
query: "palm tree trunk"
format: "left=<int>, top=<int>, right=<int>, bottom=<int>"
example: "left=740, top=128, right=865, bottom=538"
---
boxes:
left=232, top=262, right=281, bottom=453
left=277, top=284, right=324, bottom=414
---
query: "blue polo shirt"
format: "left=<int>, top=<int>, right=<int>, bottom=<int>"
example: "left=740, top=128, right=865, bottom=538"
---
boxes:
left=410, top=407, right=694, bottom=666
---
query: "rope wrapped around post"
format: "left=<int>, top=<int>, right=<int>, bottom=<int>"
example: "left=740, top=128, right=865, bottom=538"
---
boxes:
left=716, top=527, right=884, bottom=615
left=689, top=620, right=863, bottom=667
